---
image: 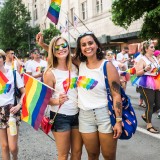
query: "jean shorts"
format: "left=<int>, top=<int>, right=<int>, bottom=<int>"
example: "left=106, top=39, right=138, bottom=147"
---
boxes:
left=79, top=107, right=112, bottom=134
left=50, top=111, right=79, bottom=132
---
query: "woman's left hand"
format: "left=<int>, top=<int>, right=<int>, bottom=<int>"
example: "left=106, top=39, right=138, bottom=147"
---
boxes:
left=10, top=104, right=21, bottom=114
left=113, top=122, right=122, bottom=139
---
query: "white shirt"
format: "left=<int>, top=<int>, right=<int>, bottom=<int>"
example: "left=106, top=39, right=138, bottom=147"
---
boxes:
left=4, top=61, right=18, bottom=70
left=116, top=52, right=129, bottom=69
left=0, top=70, right=24, bottom=106
left=78, top=60, right=108, bottom=110
left=26, top=59, right=47, bottom=80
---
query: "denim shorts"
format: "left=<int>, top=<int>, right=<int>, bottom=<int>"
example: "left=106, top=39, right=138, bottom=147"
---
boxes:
left=50, top=111, right=79, bottom=132
left=79, top=107, right=112, bottom=134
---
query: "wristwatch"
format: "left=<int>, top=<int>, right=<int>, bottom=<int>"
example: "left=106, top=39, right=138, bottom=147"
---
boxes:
left=116, top=117, right=122, bottom=122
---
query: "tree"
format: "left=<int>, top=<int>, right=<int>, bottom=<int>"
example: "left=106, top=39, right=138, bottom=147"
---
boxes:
left=0, top=0, right=39, bottom=57
left=111, top=0, right=160, bottom=41
left=43, top=23, right=61, bottom=44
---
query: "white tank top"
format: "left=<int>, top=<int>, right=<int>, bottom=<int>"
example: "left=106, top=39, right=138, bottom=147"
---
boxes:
left=141, top=56, right=159, bottom=76
left=78, top=60, right=108, bottom=110
left=50, top=65, right=79, bottom=115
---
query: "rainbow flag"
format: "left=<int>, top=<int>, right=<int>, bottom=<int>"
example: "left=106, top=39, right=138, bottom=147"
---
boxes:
left=47, top=0, right=62, bottom=25
left=21, top=73, right=52, bottom=130
left=0, top=71, right=11, bottom=94
left=20, top=65, right=24, bottom=75
left=126, top=67, right=136, bottom=74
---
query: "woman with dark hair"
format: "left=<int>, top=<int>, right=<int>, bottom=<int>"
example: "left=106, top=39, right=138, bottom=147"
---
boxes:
left=74, top=32, right=122, bottom=160
left=135, top=40, right=160, bottom=133
left=37, top=35, right=82, bottom=160
left=0, top=49, right=25, bottom=160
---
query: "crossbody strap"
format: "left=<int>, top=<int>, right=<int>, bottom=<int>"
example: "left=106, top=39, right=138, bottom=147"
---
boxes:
left=50, top=70, right=71, bottom=123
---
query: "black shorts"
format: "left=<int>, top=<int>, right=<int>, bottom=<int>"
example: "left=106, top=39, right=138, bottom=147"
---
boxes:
left=50, top=111, right=79, bottom=132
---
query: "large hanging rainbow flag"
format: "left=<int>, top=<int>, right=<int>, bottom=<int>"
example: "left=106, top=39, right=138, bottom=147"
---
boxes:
left=47, top=0, right=62, bottom=25
left=0, top=71, right=11, bottom=94
left=21, top=73, right=52, bottom=130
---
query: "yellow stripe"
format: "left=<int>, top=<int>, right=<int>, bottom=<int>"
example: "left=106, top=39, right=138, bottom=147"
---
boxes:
left=142, top=88, right=150, bottom=122
left=25, top=78, right=38, bottom=122
left=51, top=0, right=61, bottom=6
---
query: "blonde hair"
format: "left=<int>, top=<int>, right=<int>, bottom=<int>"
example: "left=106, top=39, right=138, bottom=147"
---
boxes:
left=0, top=49, right=6, bottom=56
left=45, top=36, right=72, bottom=73
left=141, top=40, right=154, bottom=55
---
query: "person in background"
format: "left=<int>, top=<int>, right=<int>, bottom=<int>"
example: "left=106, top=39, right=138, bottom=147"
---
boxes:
left=0, top=49, right=25, bottom=160
left=74, top=32, right=122, bottom=160
left=135, top=40, right=160, bottom=134
left=26, top=49, right=47, bottom=81
left=116, top=47, right=131, bottom=91
left=154, top=50, right=160, bottom=119
left=4, top=48, right=20, bottom=72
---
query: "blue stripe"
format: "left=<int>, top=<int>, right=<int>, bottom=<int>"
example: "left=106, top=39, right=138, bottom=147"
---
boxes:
left=48, top=6, right=59, bottom=19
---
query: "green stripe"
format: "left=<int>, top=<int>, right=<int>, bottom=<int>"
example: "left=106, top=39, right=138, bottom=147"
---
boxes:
left=28, top=82, right=42, bottom=124
left=50, top=2, right=60, bottom=12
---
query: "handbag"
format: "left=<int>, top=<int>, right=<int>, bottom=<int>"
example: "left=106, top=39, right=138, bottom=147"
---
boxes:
left=13, top=70, right=22, bottom=105
left=41, top=71, right=71, bottom=134
left=103, top=61, right=137, bottom=140
left=41, top=110, right=59, bottom=134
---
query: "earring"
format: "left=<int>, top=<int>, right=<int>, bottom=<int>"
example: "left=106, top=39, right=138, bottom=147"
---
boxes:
left=97, top=48, right=102, bottom=54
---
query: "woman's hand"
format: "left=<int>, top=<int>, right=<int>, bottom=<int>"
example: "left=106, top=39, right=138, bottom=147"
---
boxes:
left=36, top=32, right=44, bottom=47
left=144, top=64, right=151, bottom=72
left=113, top=122, right=122, bottom=139
left=59, top=93, right=69, bottom=105
left=10, top=104, right=21, bottom=114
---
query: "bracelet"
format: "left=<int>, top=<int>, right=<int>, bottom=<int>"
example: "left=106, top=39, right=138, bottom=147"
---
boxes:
left=116, top=117, right=122, bottom=122
left=18, top=102, right=22, bottom=107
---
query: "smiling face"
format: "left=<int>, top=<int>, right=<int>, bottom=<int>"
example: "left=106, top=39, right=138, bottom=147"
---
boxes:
left=80, top=35, right=98, bottom=58
left=54, top=38, right=69, bottom=59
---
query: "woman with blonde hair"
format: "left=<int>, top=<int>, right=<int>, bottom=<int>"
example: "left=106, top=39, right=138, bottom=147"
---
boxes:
left=135, top=40, right=160, bottom=133
left=42, top=36, right=82, bottom=160
left=0, top=49, right=25, bottom=160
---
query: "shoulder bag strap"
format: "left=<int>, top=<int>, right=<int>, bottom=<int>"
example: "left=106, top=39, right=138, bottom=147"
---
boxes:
left=50, top=70, right=71, bottom=123
left=13, top=70, right=17, bottom=105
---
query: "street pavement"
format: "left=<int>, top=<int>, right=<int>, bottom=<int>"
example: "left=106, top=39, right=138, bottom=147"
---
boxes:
left=1, top=81, right=160, bottom=160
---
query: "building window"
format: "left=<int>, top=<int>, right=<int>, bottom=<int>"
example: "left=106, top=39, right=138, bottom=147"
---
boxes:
left=70, top=8, right=74, bottom=24
left=96, top=0, right=103, bottom=14
left=81, top=1, right=87, bottom=20
left=34, top=8, right=38, bottom=20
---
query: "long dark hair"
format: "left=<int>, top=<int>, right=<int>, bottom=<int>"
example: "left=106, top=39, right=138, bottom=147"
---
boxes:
left=75, top=33, right=104, bottom=62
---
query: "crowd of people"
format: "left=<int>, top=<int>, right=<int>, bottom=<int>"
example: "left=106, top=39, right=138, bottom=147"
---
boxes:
left=0, top=32, right=160, bottom=159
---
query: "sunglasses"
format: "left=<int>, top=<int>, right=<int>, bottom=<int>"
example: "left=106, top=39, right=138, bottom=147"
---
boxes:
left=0, top=56, right=3, bottom=58
left=78, top=31, right=94, bottom=38
left=106, top=54, right=112, bottom=56
left=54, top=42, right=68, bottom=51
left=150, top=46, right=155, bottom=49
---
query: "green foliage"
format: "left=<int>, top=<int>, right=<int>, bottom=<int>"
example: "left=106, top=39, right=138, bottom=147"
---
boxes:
left=0, top=0, right=40, bottom=57
left=42, top=24, right=61, bottom=44
left=111, top=0, right=160, bottom=41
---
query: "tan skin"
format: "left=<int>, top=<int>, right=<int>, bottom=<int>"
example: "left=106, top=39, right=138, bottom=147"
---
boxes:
left=76, top=35, right=122, bottom=160
left=43, top=38, right=82, bottom=160
left=0, top=55, right=25, bottom=160
left=135, top=42, right=156, bottom=132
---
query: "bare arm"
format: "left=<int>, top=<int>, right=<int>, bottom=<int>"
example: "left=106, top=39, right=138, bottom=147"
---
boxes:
left=135, top=59, right=151, bottom=76
left=107, top=62, right=122, bottom=139
left=36, top=32, right=49, bottom=52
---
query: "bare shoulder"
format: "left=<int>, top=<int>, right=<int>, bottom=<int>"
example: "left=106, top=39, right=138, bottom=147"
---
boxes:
left=44, top=69, right=55, bottom=84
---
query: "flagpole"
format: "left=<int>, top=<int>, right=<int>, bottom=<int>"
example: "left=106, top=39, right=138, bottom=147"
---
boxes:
left=23, top=73, right=78, bottom=104
left=74, top=13, right=91, bottom=31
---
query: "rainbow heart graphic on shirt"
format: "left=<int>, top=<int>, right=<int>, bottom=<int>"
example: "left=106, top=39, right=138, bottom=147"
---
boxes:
left=77, top=76, right=98, bottom=90
left=63, top=77, right=78, bottom=92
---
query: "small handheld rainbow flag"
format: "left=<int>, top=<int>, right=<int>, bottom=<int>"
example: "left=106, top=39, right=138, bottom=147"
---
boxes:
left=21, top=73, right=52, bottom=130
left=126, top=67, right=136, bottom=75
left=47, top=0, right=62, bottom=25
left=19, top=65, right=24, bottom=75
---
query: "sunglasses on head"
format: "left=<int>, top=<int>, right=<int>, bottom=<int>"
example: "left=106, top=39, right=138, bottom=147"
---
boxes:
left=78, top=31, right=94, bottom=38
left=54, top=42, right=68, bottom=51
